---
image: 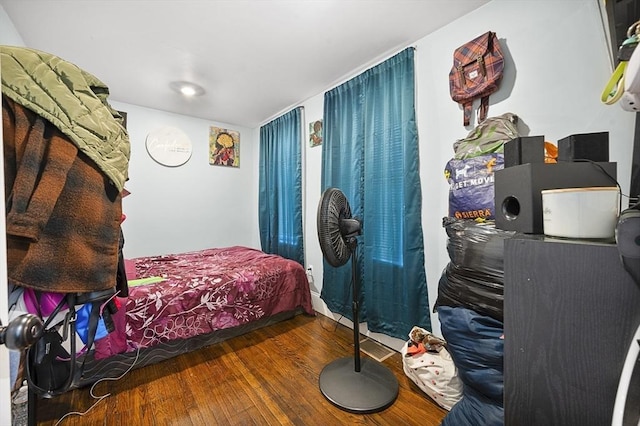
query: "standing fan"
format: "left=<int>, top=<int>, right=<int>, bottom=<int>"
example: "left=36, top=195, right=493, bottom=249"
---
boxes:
left=316, top=187, right=398, bottom=413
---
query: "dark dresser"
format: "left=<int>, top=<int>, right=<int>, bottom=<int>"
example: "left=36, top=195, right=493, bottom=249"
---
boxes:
left=504, top=237, right=640, bottom=426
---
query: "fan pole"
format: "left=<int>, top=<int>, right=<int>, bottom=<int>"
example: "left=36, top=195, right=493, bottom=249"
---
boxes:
left=350, top=241, right=361, bottom=372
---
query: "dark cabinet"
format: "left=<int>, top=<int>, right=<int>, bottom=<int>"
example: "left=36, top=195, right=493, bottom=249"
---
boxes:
left=504, top=237, right=640, bottom=426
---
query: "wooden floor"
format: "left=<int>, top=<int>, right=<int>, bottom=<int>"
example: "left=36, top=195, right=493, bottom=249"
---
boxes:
left=34, top=313, right=447, bottom=425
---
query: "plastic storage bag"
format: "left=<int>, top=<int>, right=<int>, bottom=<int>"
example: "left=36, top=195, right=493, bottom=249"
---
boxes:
left=401, top=326, right=463, bottom=410
left=444, top=153, right=504, bottom=220
left=452, top=112, right=519, bottom=159
left=435, top=218, right=514, bottom=321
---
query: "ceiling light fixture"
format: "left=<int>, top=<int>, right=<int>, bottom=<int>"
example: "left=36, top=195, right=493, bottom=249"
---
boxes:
left=169, top=81, right=205, bottom=97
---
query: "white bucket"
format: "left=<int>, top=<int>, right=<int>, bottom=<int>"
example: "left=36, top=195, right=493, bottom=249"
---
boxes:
left=541, top=187, right=619, bottom=239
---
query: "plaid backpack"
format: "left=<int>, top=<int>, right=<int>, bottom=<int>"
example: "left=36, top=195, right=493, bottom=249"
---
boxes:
left=449, top=31, right=504, bottom=126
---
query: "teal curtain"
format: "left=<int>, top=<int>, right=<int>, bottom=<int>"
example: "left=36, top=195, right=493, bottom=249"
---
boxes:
left=259, top=107, right=304, bottom=265
left=320, top=48, right=429, bottom=338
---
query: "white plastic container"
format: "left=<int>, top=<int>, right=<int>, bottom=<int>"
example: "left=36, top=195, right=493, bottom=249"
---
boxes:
left=541, top=187, right=619, bottom=239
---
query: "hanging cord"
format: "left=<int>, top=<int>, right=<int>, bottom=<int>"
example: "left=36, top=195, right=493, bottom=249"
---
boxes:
left=571, top=159, right=626, bottom=212
left=571, top=160, right=640, bottom=283
left=318, top=313, right=345, bottom=333
left=53, top=347, right=141, bottom=426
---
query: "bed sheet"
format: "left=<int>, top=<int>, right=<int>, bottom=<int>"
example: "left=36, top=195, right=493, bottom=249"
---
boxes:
left=94, top=246, right=314, bottom=359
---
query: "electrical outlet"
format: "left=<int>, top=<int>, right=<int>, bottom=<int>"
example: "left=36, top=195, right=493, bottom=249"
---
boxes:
left=306, top=265, right=313, bottom=275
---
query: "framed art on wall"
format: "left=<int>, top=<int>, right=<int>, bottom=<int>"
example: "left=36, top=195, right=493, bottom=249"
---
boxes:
left=309, top=119, right=323, bottom=147
left=209, top=126, right=240, bottom=167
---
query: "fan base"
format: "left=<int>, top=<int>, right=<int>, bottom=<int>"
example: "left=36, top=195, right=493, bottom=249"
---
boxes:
left=319, top=356, right=399, bottom=414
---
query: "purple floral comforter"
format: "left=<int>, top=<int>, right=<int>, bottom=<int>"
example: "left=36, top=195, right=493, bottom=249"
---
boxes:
left=94, top=246, right=314, bottom=359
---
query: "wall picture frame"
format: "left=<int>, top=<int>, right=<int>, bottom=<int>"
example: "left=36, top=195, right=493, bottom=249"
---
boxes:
left=309, top=119, right=323, bottom=147
left=209, top=126, right=240, bottom=167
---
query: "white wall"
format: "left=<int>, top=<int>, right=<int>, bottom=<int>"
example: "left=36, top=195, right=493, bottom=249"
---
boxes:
left=300, top=0, right=636, bottom=347
left=109, top=101, right=260, bottom=258
left=0, top=5, right=23, bottom=47
left=301, top=97, right=325, bottom=296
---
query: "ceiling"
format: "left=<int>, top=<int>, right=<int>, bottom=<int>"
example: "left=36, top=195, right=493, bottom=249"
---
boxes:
left=1, top=0, right=490, bottom=128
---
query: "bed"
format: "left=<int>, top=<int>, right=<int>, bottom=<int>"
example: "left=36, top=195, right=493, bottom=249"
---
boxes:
left=70, top=245, right=315, bottom=388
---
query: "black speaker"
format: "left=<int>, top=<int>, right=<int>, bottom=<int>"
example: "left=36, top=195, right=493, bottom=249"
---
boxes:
left=504, top=136, right=545, bottom=168
left=494, top=162, right=617, bottom=234
left=558, top=132, right=609, bottom=162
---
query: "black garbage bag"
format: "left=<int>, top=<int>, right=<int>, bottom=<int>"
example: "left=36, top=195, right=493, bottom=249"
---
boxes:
left=435, top=217, right=515, bottom=321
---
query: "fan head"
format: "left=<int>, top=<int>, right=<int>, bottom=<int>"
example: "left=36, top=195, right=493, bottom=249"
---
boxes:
left=317, top=188, right=361, bottom=267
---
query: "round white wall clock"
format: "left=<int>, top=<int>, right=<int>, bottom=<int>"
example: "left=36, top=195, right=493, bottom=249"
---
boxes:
left=145, top=126, right=193, bottom=167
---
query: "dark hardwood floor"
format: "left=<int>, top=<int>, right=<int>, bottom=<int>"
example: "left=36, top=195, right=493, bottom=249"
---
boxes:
left=34, top=313, right=447, bottom=425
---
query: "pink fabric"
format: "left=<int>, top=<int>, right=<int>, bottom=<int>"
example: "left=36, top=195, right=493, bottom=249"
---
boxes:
left=93, top=246, right=314, bottom=359
left=23, top=288, right=67, bottom=317
left=124, top=259, right=137, bottom=280
left=93, top=297, right=128, bottom=359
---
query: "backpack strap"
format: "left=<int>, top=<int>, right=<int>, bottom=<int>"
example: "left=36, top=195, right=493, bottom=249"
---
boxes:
left=456, top=65, right=466, bottom=87
left=479, top=96, right=490, bottom=124
left=463, top=101, right=472, bottom=126
left=84, top=301, right=101, bottom=356
left=463, top=95, right=490, bottom=126
left=457, top=65, right=473, bottom=126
